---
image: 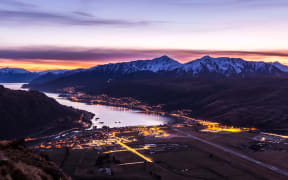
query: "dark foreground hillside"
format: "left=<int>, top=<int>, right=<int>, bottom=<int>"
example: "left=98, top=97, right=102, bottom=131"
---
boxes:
left=0, top=85, right=93, bottom=140
left=0, top=140, right=70, bottom=180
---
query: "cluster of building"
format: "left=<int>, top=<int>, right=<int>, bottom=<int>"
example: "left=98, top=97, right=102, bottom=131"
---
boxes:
left=34, top=130, right=110, bottom=150
left=33, top=126, right=171, bottom=150
left=61, top=89, right=166, bottom=114
left=169, top=112, right=256, bottom=133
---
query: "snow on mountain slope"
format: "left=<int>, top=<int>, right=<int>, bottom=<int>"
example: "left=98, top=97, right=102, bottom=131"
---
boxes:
left=0, top=67, right=31, bottom=74
left=28, top=68, right=86, bottom=85
left=0, top=68, right=71, bottom=75
left=87, top=55, right=288, bottom=77
left=37, top=69, right=85, bottom=75
left=0, top=68, right=37, bottom=83
left=180, top=56, right=284, bottom=77
left=2, top=56, right=288, bottom=83
left=37, top=70, right=68, bottom=75
left=90, top=55, right=181, bottom=74
left=0, top=68, right=72, bottom=83
left=271, top=62, right=288, bottom=72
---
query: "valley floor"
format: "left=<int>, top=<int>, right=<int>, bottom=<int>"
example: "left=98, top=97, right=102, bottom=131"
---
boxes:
left=31, top=123, right=288, bottom=180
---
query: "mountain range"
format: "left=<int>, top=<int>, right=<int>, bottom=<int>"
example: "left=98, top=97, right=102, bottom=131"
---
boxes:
left=0, top=68, right=67, bottom=83
left=2, top=55, right=288, bottom=83
left=88, top=55, right=287, bottom=77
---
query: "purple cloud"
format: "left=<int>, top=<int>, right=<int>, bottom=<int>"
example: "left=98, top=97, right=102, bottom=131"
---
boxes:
left=0, top=10, right=152, bottom=26
left=167, top=0, right=288, bottom=11
left=0, top=0, right=36, bottom=8
left=73, top=11, right=95, bottom=17
left=0, top=47, right=288, bottom=63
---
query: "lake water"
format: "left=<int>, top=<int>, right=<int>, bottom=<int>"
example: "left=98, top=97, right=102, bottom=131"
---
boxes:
left=1, top=83, right=173, bottom=128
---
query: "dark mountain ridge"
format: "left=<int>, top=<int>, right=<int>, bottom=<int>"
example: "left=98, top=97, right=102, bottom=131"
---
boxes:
left=0, top=67, right=82, bottom=83
left=0, top=68, right=38, bottom=83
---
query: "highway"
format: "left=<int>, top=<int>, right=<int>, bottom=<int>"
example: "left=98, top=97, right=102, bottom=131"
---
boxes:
left=262, top=132, right=288, bottom=139
left=172, top=128, right=288, bottom=177
left=115, top=137, right=153, bottom=163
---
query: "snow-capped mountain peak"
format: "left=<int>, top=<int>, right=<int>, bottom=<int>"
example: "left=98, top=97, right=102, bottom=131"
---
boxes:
left=271, top=62, right=288, bottom=72
left=86, top=55, right=288, bottom=77
left=138, top=55, right=181, bottom=71
left=37, top=70, right=69, bottom=76
left=150, top=55, right=178, bottom=64
left=0, top=67, right=31, bottom=74
left=0, top=68, right=37, bottom=83
left=91, top=55, right=181, bottom=74
left=182, top=56, right=244, bottom=74
left=180, top=56, right=284, bottom=77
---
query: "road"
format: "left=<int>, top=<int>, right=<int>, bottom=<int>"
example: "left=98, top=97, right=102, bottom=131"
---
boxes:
left=115, top=137, right=153, bottom=163
left=172, top=128, right=288, bottom=177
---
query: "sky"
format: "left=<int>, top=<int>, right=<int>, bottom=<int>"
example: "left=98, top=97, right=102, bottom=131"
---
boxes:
left=1, top=0, right=288, bottom=71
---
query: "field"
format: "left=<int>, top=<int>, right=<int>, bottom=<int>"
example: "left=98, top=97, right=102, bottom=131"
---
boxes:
left=37, top=125, right=288, bottom=180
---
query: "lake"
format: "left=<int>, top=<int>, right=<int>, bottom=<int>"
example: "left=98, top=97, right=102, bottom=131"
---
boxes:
left=1, top=83, right=173, bottom=129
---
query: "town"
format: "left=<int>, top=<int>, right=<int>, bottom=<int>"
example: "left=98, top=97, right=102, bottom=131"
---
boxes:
left=27, top=111, right=288, bottom=179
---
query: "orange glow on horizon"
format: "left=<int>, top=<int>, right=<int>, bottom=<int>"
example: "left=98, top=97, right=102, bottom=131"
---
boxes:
left=0, top=58, right=102, bottom=71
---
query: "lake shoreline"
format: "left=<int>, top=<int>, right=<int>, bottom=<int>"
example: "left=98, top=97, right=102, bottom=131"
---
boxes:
left=59, top=90, right=288, bottom=136
left=3, top=83, right=174, bottom=129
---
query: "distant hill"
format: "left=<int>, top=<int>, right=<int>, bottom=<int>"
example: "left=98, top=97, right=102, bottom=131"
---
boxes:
left=0, top=68, right=38, bottom=83
left=0, top=85, right=93, bottom=140
left=0, top=68, right=71, bottom=83
left=27, top=69, right=84, bottom=85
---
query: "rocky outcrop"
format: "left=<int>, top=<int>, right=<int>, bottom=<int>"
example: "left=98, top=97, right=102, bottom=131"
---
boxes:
left=0, top=140, right=70, bottom=180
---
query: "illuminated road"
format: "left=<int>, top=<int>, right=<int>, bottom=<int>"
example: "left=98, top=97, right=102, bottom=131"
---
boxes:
left=115, top=137, right=153, bottom=163
left=172, top=128, right=288, bottom=177
left=262, top=132, right=288, bottom=139
left=119, top=161, right=145, bottom=166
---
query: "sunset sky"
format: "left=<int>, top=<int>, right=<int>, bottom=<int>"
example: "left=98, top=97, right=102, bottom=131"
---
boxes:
left=1, top=0, right=288, bottom=71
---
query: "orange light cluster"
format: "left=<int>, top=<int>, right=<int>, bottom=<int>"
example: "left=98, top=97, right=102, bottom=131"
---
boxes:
left=170, top=113, right=256, bottom=133
left=139, top=127, right=170, bottom=137
left=24, top=138, right=37, bottom=142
